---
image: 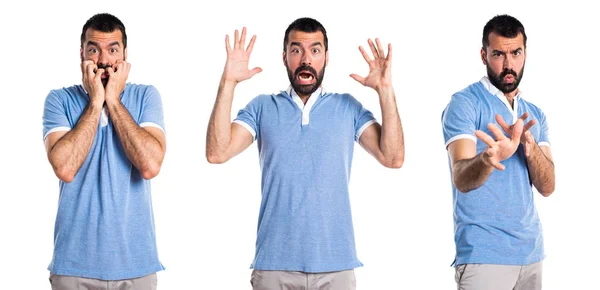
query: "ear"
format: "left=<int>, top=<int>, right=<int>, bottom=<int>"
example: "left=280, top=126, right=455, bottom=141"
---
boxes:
left=80, top=47, right=84, bottom=62
left=124, top=47, right=128, bottom=61
left=480, top=47, right=487, bottom=65
left=325, top=50, right=329, bottom=66
left=282, top=51, right=287, bottom=66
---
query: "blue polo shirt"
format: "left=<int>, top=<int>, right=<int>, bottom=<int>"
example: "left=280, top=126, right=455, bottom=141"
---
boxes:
left=441, top=77, right=550, bottom=266
left=234, top=86, right=377, bottom=273
left=42, top=83, right=165, bottom=280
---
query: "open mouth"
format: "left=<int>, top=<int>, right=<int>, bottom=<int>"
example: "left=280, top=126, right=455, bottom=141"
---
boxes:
left=296, top=71, right=315, bottom=85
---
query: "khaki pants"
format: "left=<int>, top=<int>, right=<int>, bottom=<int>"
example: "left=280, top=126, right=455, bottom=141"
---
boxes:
left=251, top=269, right=356, bottom=290
left=455, top=262, right=542, bottom=290
left=49, top=273, right=157, bottom=290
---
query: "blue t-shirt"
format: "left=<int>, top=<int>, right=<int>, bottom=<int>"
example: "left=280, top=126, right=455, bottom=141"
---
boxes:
left=42, top=83, right=165, bottom=280
left=441, top=78, right=550, bottom=266
left=234, top=87, right=377, bottom=273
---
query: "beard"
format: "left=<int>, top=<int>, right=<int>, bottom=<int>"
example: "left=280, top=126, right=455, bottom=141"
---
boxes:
left=286, top=63, right=325, bottom=96
left=487, top=64, right=524, bottom=94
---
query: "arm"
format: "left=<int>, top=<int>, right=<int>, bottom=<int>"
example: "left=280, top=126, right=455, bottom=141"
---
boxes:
left=206, top=27, right=262, bottom=164
left=45, top=61, right=105, bottom=182
left=104, top=62, right=166, bottom=180
left=351, top=38, right=404, bottom=168
left=449, top=118, right=525, bottom=193
left=526, top=144, right=555, bottom=196
left=495, top=113, right=555, bottom=196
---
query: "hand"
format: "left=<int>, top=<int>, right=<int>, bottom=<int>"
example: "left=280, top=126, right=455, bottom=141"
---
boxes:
left=104, top=61, right=131, bottom=105
left=350, top=38, right=392, bottom=93
left=222, top=27, right=262, bottom=84
left=81, top=60, right=105, bottom=106
left=495, top=113, right=536, bottom=157
left=475, top=119, right=524, bottom=170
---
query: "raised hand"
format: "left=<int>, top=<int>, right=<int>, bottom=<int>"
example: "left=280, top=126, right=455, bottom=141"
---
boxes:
left=495, top=113, right=536, bottom=157
left=350, top=38, right=392, bottom=92
left=81, top=60, right=105, bottom=106
left=222, top=27, right=262, bottom=84
left=105, top=61, right=131, bottom=105
left=475, top=119, right=524, bottom=170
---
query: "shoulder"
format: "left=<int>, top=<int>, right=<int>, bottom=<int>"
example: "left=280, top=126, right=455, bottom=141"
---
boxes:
left=45, top=85, right=85, bottom=104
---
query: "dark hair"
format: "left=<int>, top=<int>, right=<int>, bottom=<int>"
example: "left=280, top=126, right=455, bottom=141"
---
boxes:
left=283, top=17, right=328, bottom=52
left=80, top=13, right=127, bottom=48
left=482, top=14, right=526, bottom=49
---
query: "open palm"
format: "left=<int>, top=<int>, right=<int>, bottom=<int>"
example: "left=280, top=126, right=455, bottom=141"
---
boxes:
left=223, top=27, right=262, bottom=84
left=350, top=38, right=392, bottom=92
left=475, top=119, right=524, bottom=170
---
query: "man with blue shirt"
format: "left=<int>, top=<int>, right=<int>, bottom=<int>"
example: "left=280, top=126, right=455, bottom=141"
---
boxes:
left=43, top=13, right=166, bottom=289
left=441, top=15, right=555, bottom=290
left=206, top=17, right=404, bottom=289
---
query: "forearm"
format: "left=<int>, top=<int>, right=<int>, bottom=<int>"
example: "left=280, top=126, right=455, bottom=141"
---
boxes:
left=377, top=85, right=404, bottom=168
left=526, top=144, right=555, bottom=196
left=453, top=152, right=495, bottom=193
left=48, top=102, right=102, bottom=182
left=106, top=101, right=165, bottom=179
left=206, top=78, right=236, bottom=163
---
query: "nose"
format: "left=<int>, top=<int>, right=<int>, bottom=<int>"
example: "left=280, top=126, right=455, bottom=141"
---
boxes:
left=503, top=55, right=514, bottom=70
left=301, top=52, right=312, bottom=66
left=97, top=51, right=109, bottom=67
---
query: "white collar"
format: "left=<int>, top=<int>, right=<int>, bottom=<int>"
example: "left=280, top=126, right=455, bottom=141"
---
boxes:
left=479, top=76, right=521, bottom=123
left=286, top=85, right=324, bottom=125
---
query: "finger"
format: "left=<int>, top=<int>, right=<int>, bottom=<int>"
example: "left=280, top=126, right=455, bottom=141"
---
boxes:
left=233, top=29, right=239, bottom=50
left=510, top=119, right=524, bottom=144
left=495, top=114, right=511, bottom=133
left=225, top=35, right=232, bottom=53
left=386, top=43, right=392, bottom=61
left=349, top=74, right=365, bottom=86
left=483, top=148, right=505, bottom=170
left=94, top=68, right=104, bottom=83
left=249, top=67, right=263, bottom=77
left=519, top=112, right=530, bottom=122
left=523, top=119, right=536, bottom=132
left=86, top=62, right=97, bottom=79
left=106, top=66, right=115, bottom=76
left=524, top=143, right=531, bottom=157
left=358, top=46, right=371, bottom=63
left=247, top=35, right=257, bottom=55
left=367, top=38, right=378, bottom=59
left=488, top=123, right=507, bottom=141
left=81, top=60, right=93, bottom=75
left=375, top=38, right=385, bottom=58
left=240, top=27, right=247, bottom=49
left=475, top=130, right=497, bottom=147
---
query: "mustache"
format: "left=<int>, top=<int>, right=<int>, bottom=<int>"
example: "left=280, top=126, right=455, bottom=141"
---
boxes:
left=294, top=65, right=317, bottom=77
left=500, top=68, right=517, bottom=79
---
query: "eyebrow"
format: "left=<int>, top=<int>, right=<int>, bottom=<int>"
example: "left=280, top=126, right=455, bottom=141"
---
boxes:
left=86, top=40, right=121, bottom=47
left=492, top=47, right=523, bottom=55
left=290, top=41, right=323, bottom=48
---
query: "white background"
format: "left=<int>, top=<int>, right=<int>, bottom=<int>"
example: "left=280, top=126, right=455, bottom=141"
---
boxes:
left=1, top=0, right=597, bottom=289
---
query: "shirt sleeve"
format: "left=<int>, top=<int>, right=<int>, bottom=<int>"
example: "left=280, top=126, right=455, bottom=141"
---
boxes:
left=233, top=96, right=261, bottom=140
left=42, top=90, right=71, bottom=141
left=348, top=95, right=377, bottom=142
left=536, top=109, right=550, bottom=147
left=441, top=92, right=478, bottom=148
left=139, top=85, right=166, bottom=134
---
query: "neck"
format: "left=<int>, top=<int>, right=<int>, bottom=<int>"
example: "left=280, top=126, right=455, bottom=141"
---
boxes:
left=504, top=90, right=518, bottom=108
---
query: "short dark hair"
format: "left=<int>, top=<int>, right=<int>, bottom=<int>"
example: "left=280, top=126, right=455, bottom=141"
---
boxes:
left=80, top=13, right=127, bottom=49
left=482, top=14, right=526, bottom=49
left=283, top=17, right=328, bottom=52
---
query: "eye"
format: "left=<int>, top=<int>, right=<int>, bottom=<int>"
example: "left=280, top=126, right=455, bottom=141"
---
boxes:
left=88, top=47, right=98, bottom=54
left=109, top=48, right=118, bottom=54
left=513, top=50, right=521, bottom=56
left=291, top=48, right=300, bottom=54
left=312, top=48, right=320, bottom=54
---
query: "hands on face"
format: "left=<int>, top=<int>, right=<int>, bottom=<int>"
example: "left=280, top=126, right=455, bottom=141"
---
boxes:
left=80, top=60, right=130, bottom=105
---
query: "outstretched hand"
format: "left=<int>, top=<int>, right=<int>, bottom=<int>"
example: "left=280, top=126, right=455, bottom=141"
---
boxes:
left=475, top=118, right=524, bottom=170
left=350, top=38, right=392, bottom=92
left=495, top=113, right=536, bottom=157
left=222, top=27, right=262, bottom=84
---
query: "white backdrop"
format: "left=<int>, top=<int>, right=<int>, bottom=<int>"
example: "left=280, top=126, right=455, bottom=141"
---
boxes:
left=1, top=0, right=597, bottom=289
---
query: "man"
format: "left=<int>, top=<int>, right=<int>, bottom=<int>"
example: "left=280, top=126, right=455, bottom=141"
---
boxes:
left=42, top=13, right=166, bottom=289
left=441, top=15, right=555, bottom=290
left=206, top=17, right=404, bottom=289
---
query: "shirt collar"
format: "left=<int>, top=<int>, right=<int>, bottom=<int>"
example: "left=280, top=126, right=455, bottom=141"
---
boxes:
left=479, top=76, right=522, bottom=101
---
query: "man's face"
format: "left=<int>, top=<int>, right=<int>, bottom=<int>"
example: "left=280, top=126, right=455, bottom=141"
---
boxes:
left=80, top=28, right=127, bottom=87
left=481, top=32, right=526, bottom=94
left=283, top=30, right=328, bottom=97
